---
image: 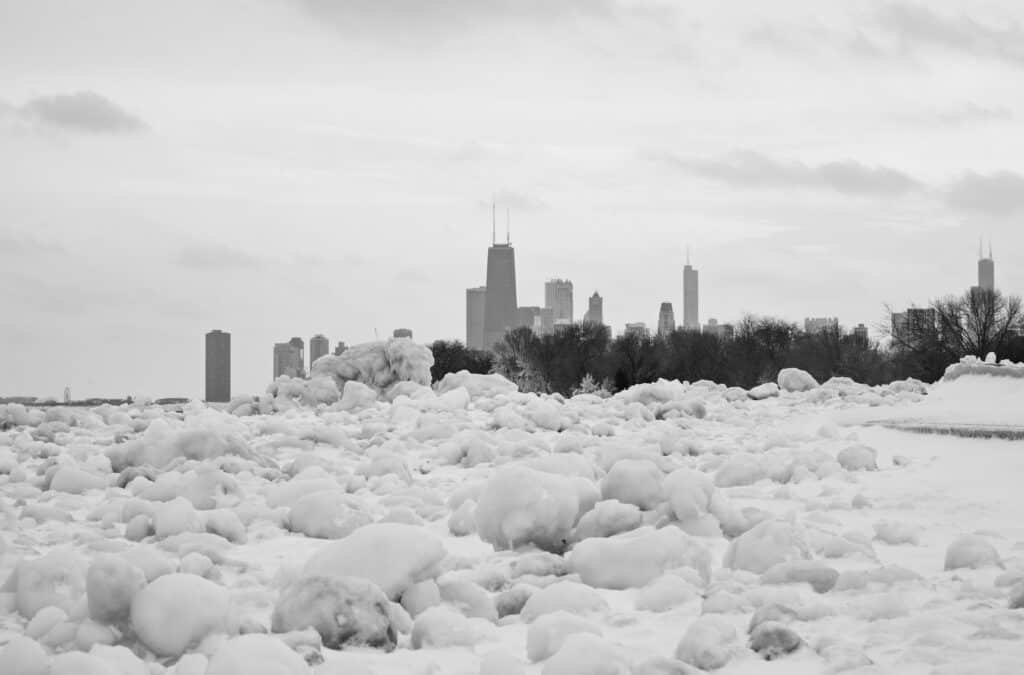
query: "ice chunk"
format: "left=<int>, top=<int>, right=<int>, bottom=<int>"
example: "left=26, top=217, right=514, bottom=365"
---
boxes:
left=571, top=499, right=642, bottom=542
left=435, top=370, right=518, bottom=398
left=287, top=490, right=372, bottom=539
left=527, top=611, right=601, bottom=662
left=541, top=632, right=630, bottom=675
left=944, top=535, right=1003, bottom=570
left=600, top=459, right=664, bottom=510
left=302, top=523, right=446, bottom=599
left=311, top=338, right=433, bottom=393
left=0, top=635, right=49, bottom=675
left=635, top=574, right=699, bottom=612
left=724, top=520, right=811, bottom=574
left=475, top=465, right=581, bottom=553
left=13, top=550, right=87, bottom=619
left=410, top=605, right=496, bottom=648
left=206, top=634, right=309, bottom=675
left=272, top=575, right=396, bottom=651
left=675, top=615, right=737, bottom=670
left=777, top=368, right=818, bottom=392
left=570, top=526, right=711, bottom=589
left=520, top=581, right=608, bottom=622
left=86, top=554, right=147, bottom=625
left=130, top=573, right=233, bottom=657
left=836, top=445, right=878, bottom=471
left=748, top=383, right=780, bottom=400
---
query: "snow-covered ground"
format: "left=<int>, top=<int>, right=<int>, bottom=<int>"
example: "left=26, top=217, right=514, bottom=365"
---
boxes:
left=2, top=350, right=1023, bottom=675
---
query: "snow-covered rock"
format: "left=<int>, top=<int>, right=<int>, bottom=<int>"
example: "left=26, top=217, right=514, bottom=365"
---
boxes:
left=410, top=605, right=496, bottom=649
left=287, top=490, right=372, bottom=539
left=674, top=616, right=737, bottom=670
left=541, top=632, right=630, bottom=675
left=837, top=445, right=878, bottom=471
left=944, top=535, right=1003, bottom=570
left=748, top=383, right=780, bottom=400
left=86, top=554, right=147, bottom=625
left=526, top=611, right=602, bottom=662
left=520, top=581, right=608, bottom=622
left=206, top=634, right=309, bottom=675
left=600, top=459, right=664, bottom=510
left=723, top=520, right=811, bottom=574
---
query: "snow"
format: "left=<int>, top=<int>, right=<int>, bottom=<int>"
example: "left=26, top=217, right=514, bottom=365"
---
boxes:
left=3, top=356, right=1024, bottom=673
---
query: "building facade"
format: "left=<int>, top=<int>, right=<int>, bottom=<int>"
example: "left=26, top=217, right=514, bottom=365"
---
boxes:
left=853, top=323, right=869, bottom=343
left=273, top=339, right=304, bottom=379
left=204, top=330, right=230, bottom=403
left=624, top=322, right=650, bottom=338
left=583, top=291, right=603, bottom=324
left=393, top=328, right=413, bottom=339
left=702, top=318, right=734, bottom=340
left=333, top=341, right=348, bottom=356
left=978, top=247, right=995, bottom=292
left=657, top=302, right=675, bottom=337
left=544, top=279, right=574, bottom=326
left=466, top=286, right=487, bottom=350
left=804, top=317, right=839, bottom=334
left=309, top=334, right=330, bottom=370
left=484, top=243, right=518, bottom=349
left=683, top=263, right=699, bottom=330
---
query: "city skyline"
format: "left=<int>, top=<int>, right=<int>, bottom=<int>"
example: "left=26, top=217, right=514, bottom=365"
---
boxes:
left=5, top=1, right=1024, bottom=398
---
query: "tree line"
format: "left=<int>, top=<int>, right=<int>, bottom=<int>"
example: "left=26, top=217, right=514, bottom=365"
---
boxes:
left=430, top=287, right=1024, bottom=395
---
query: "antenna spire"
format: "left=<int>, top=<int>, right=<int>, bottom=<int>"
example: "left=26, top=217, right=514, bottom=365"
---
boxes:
left=978, top=236, right=982, bottom=259
left=506, top=208, right=510, bottom=244
left=989, top=238, right=993, bottom=259
left=491, top=197, right=496, bottom=245
left=686, top=245, right=691, bottom=266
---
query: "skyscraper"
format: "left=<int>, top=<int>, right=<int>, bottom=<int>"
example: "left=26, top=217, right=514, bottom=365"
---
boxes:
left=309, top=334, right=329, bottom=370
left=624, top=322, right=649, bottom=338
left=484, top=226, right=518, bottom=349
left=978, top=241, right=995, bottom=291
left=204, top=330, right=230, bottom=403
left=274, top=338, right=304, bottom=379
left=583, top=291, right=603, bottom=325
left=333, top=341, right=348, bottom=356
left=466, top=286, right=487, bottom=350
left=544, top=279, right=574, bottom=326
left=853, top=323, right=869, bottom=344
left=657, top=302, right=675, bottom=337
left=804, top=317, right=839, bottom=334
left=683, top=251, right=699, bottom=331
left=393, top=328, right=413, bottom=339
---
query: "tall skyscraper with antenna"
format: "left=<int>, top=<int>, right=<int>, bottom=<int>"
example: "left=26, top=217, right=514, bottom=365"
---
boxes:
left=683, top=247, right=699, bottom=331
left=483, top=202, right=518, bottom=349
left=978, top=238, right=995, bottom=291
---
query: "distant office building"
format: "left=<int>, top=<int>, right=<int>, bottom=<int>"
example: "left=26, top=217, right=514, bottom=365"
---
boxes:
left=466, top=286, right=487, bottom=350
left=893, top=308, right=935, bottom=348
left=333, top=341, right=348, bottom=356
left=853, top=323, right=869, bottom=343
left=539, top=308, right=555, bottom=335
left=583, top=291, right=604, bottom=324
left=273, top=339, right=304, bottom=379
left=204, top=330, right=230, bottom=403
left=624, top=322, right=650, bottom=338
left=484, top=239, right=518, bottom=349
left=683, top=253, right=699, bottom=330
left=309, top=334, right=330, bottom=370
left=517, top=306, right=542, bottom=330
left=978, top=241, right=995, bottom=292
left=804, top=317, right=839, bottom=334
left=703, top=318, right=734, bottom=341
left=545, top=279, right=574, bottom=326
left=657, top=302, right=675, bottom=337
left=393, top=328, right=413, bottom=339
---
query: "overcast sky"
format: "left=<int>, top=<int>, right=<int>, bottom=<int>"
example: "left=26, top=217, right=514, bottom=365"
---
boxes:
left=3, top=0, right=1024, bottom=399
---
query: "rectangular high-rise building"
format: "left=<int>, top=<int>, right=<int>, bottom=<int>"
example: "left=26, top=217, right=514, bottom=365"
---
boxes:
left=484, top=243, right=518, bottom=349
left=583, top=291, right=603, bottom=325
left=683, top=263, right=699, bottom=330
left=274, top=339, right=304, bottom=379
left=309, top=334, right=330, bottom=370
left=393, top=328, right=413, bottom=339
left=978, top=256, right=994, bottom=291
left=466, top=286, right=487, bottom=350
left=544, top=279, right=574, bottom=325
left=204, top=330, right=230, bottom=403
left=657, top=302, right=675, bottom=337
left=804, top=317, right=839, bottom=334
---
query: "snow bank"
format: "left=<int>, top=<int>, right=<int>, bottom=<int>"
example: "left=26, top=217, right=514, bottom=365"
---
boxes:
left=475, top=465, right=581, bottom=553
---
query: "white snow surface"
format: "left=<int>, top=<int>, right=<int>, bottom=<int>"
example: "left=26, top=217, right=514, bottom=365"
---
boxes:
left=3, top=363, right=1024, bottom=674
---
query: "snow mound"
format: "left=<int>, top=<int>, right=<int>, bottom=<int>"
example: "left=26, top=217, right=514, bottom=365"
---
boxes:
left=541, top=632, right=630, bottom=675
left=520, top=581, right=608, bottom=622
left=311, top=338, right=434, bottom=394
left=944, top=535, right=1003, bottom=570
left=11, top=550, right=87, bottom=619
left=675, top=615, right=737, bottom=670
left=942, top=354, right=1024, bottom=381
left=106, top=420, right=252, bottom=471
left=435, top=370, right=518, bottom=398
left=475, top=465, right=581, bottom=553
left=302, top=523, right=446, bottom=599
left=527, top=611, right=602, bottom=662
left=86, top=554, right=147, bottom=625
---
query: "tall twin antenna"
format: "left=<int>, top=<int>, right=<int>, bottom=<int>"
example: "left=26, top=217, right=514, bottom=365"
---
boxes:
left=978, top=236, right=994, bottom=260
left=686, top=245, right=691, bottom=266
left=490, top=195, right=511, bottom=245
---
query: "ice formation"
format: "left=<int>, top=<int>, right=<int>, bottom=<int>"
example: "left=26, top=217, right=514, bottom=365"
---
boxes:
left=2, top=354, right=1024, bottom=673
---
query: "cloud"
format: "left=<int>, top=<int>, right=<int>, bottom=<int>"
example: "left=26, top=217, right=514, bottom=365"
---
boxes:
left=21, top=91, right=146, bottom=133
left=175, top=244, right=262, bottom=271
left=0, top=232, right=66, bottom=257
left=667, top=150, right=921, bottom=197
left=945, top=171, right=1024, bottom=215
left=877, top=3, right=1024, bottom=66
left=936, top=102, right=1014, bottom=125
